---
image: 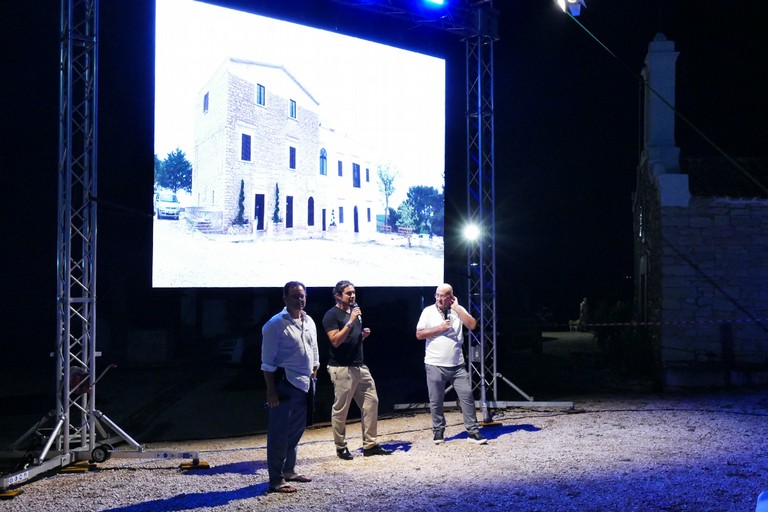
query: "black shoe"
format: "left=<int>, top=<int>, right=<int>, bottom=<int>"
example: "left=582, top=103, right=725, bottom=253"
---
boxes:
left=467, top=431, right=488, bottom=445
left=363, top=444, right=392, bottom=457
left=336, top=447, right=354, bottom=460
left=433, top=431, right=445, bottom=445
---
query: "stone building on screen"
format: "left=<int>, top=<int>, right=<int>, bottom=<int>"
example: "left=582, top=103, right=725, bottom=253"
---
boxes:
left=191, top=58, right=378, bottom=235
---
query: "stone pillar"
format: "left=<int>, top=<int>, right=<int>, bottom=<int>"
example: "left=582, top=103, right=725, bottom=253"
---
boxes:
left=642, top=33, right=689, bottom=207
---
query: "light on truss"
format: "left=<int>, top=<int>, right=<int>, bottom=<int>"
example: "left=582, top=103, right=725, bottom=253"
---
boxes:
left=557, top=0, right=586, bottom=16
left=462, top=223, right=482, bottom=242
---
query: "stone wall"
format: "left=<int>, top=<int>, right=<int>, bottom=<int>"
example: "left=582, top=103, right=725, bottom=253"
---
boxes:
left=659, top=197, right=768, bottom=387
left=193, top=59, right=377, bottom=234
left=635, top=33, right=768, bottom=389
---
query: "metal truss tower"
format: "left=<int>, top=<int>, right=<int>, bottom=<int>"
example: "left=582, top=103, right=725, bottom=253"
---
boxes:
left=464, top=4, right=499, bottom=423
left=1, top=0, right=202, bottom=495
left=463, top=4, right=571, bottom=417
left=56, top=0, right=100, bottom=459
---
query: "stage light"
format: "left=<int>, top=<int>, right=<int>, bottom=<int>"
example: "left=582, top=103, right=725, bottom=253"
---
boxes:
left=556, top=0, right=586, bottom=16
left=463, top=223, right=481, bottom=242
left=423, top=0, right=446, bottom=6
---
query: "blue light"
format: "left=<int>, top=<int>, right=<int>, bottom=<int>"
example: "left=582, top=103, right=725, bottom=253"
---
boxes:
left=424, top=0, right=446, bottom=6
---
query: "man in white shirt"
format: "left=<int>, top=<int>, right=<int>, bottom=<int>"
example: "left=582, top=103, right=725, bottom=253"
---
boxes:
left=415, top=283, right=487, bottom=445
left=262, top=281, right=320, bottom=493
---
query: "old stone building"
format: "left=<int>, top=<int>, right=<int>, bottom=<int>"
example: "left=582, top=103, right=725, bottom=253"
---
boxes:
left=634, top=34, right=768, bottom=388
left=192, top=58, right=378, bottom=234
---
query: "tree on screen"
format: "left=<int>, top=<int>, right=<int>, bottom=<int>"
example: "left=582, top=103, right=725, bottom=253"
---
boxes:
left=387, top=207, right=399, bottom=229
left=407, top=185, right=443, bottom=235
left=154, top=154, right=163, bottom=189
left=377, top=165, right=397, bottom=227
left=234, top=179, right=246, bottom=225
left=272, top=183, right=283, bottom=224
left=155, top=148, right=192, bottom=193
left=396, top=201, right=417, bottom=231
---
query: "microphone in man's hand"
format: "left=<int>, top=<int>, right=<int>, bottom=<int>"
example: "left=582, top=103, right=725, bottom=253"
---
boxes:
left=443, top=297, right=453, bottom=320
left=353, top=302, right=362, bottom=323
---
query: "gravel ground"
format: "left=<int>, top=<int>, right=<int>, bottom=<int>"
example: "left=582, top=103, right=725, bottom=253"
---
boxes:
left=3, top=390, right=768, bottom=511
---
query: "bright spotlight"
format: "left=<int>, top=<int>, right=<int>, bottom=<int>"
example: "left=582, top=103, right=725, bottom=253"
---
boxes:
left=424, top=0, right=446, bottom=6
left=463, top=224, right=481, bottom=242
left=556, top=0, right=586, bottom=16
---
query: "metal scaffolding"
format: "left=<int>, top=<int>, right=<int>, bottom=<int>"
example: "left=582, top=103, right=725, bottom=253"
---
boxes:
left=56, top=0, right=100, bottom=459
left=464, top=4, right=499, bottom=423
left=464, top=4, right=572, bottom=418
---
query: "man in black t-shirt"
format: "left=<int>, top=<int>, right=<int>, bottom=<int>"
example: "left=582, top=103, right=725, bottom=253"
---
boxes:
left=322, top=280, right=391, bottom=460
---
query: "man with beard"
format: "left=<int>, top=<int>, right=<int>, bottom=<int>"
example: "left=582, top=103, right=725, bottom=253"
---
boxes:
left=323, top=280, right=391, bottom=459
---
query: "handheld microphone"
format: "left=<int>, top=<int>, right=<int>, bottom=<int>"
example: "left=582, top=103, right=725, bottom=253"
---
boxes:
left=352, top=302, right=362, bottom=323
left=444, top=295, right=454, bottom=320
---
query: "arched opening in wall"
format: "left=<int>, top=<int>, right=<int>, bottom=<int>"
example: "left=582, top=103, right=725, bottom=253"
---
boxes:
left=319, top=148, right=327, bottom=176
left=308, top=197, right=315, bottom=226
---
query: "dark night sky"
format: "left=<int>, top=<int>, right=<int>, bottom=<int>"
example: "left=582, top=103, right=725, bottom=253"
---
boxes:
left=2, top=0, right=766, bottom=362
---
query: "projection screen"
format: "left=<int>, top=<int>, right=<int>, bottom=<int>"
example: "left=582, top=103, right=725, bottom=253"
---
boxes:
left=153, top=0, right=446, bottom=288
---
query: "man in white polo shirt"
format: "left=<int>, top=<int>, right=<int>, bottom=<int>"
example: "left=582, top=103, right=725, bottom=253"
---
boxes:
left=416, top=283, right=488, bottom=445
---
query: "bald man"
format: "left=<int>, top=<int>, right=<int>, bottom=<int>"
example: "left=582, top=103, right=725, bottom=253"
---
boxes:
left=415, top=283, right=487, bottom=445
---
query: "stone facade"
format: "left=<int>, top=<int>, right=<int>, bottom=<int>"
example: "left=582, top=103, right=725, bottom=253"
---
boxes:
left=192, top=58, right=377, bottom=234
left=634, top=35, right=768, bottom=388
